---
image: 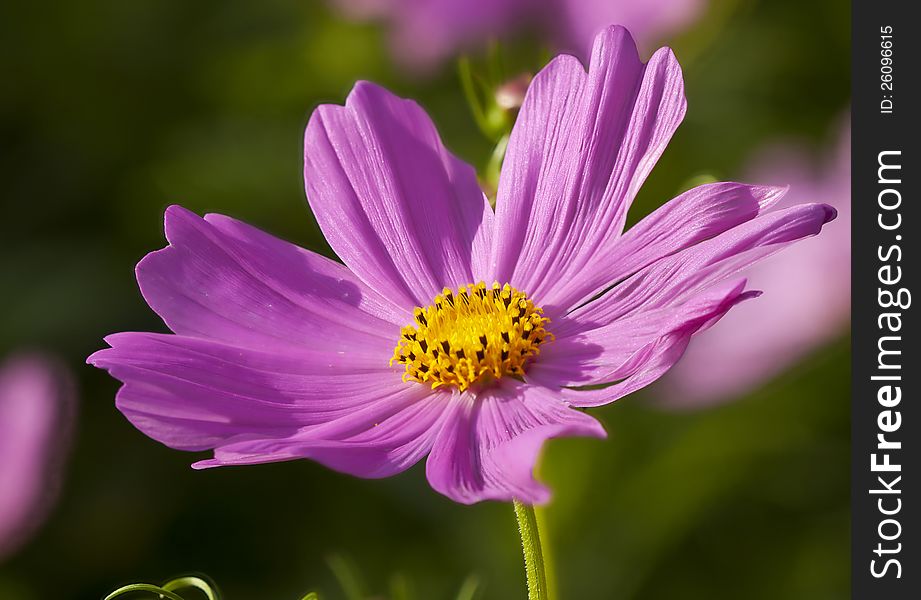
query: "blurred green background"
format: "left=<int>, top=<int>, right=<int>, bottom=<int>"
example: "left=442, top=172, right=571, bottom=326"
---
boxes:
left=0, top=0, right=849, bottom=598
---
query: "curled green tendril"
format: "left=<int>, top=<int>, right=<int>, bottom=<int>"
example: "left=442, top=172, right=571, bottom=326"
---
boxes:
left=104, top=576, right=220, bottom=600
left=104, top=584, right=187, bottom=600
left=161, top=577, right=219, bottom=600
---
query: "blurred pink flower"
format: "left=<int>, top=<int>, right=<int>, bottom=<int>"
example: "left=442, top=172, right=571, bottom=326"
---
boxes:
left=660, top=123, right=850, bottom=407
left=0, top=354, right=74, bottom=561
left=333, top=0, right=704, bottom=68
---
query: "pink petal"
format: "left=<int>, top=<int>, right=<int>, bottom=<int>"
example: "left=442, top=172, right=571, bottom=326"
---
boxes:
left=491, top=26, right=686, bottom=310
left=137, top=205, right=403, bottom=352
left=304, top=81, right=494, bottom=311
left=89, top=332, right=402, bottom=452
left=662, top=124, right=851, bottom=405
left=554, top=182, right=787, bottom=310
left=565, top=202, right=837, bottom=330
left=197, top=385, right=452, bottom=479
left=425, top=382, right=606, bottom=504
left=530, top=279, right=758, bottom=395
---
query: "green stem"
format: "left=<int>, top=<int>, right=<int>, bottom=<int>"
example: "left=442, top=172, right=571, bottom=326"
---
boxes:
left=513, top=500, right=550, bottom=600
left=457, top=56, right=492, bottom=139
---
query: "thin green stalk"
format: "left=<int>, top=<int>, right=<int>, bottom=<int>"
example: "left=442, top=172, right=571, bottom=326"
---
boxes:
left=457, top=57, right=492, bottom=138
left=327, top=554, right=365, bottom=600
left=455, top=574, right=481, bottom=600
left=483, top=133, right=509, bottom=206
left=534, top=506, right=558, bottom=599
left=513, top=500, right=549, bottom=600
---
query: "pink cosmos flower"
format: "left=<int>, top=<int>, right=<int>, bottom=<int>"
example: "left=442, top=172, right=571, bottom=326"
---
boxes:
left=0, top=354, right=74, bottom=560
left=89, top=27, right=835, bottom=505
left=334, top=0, right=704, bottom=68
left=661, top=123, right=850, bottom=407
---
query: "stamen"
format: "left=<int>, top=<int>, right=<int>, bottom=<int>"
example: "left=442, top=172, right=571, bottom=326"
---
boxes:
left=390, top=282, right=552, bottom=391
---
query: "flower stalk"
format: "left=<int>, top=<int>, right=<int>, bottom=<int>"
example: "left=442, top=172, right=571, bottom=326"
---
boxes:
left=513, top=500, right=549, bottom=600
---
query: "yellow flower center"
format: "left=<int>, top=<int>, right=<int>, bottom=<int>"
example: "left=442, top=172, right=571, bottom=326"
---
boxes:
left=391, top=282, right=551, bottom=391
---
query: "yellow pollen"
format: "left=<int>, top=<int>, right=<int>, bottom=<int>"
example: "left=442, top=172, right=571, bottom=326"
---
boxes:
left=391, top=282, right=552, bottom=391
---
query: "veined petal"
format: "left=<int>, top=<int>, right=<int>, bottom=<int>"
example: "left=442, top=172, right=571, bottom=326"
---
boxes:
left=560, top=332, right=692, bottom=407
left=88, top=332, right=400, bottom=451
left=662, top=124, right=851, bottom=406
left=137, top=206, right=403, bottom=352
left=550, top=183, right=787, bottom=310
left=197, top=385, right=452, bottom=479
left=524, top=201, right=835, bottom=406
left=203, top=211, right=408, bottom=325
left=304, top=81, right=494, bottom=311
left=425, top=382, right=606, bottom=504
left=530, top=279, right=758, bottom=391
left=564, top=202, right=837, bottom=330
left=490, top=26, right=686, bottom=310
